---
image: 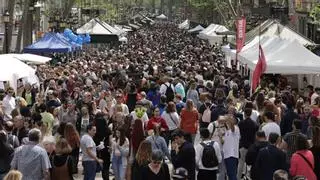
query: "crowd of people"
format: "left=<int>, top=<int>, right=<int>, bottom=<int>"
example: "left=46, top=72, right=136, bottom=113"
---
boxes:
left=0, top=22, right=319, bottom=180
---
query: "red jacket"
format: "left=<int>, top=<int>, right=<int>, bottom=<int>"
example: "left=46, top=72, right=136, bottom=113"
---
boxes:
left=290, top=150, right=317, bottom=180
left=146, top=116, right=169, bottom=131
left=180, top=108, right=199, bottom=134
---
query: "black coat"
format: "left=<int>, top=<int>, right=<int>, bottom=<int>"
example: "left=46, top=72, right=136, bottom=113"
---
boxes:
left=171, top=141, right=196, bottom=180
left=255, top=145, right=288, bottom=180
left=280, top=109, right=299, bottom=136
left=245, top=141, right=269, bottom=179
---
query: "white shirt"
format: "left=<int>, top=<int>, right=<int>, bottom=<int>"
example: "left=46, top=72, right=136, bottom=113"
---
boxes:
left=242, top=110, right=259, bottom=123
left=161, top=111, right=180, bottom=131
left=111, top=103, right=129, bottom=116
left=223, top=126, right=240, bottom=159
left=195, top=140, right=222, bottom=170
left=262, top=121, right=281, bottom=138
left=80, top=134, right=96, bottom=161
left=3, top=95, right=16, bottom=121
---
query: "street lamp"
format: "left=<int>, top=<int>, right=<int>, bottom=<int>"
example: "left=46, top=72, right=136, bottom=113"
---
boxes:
left=3, top=10, right=10, bottom=54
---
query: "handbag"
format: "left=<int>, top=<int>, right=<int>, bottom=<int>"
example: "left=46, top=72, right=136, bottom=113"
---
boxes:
left=297, top=153, right=314, bottom=170
left=168, top=113, right=178, bottom=127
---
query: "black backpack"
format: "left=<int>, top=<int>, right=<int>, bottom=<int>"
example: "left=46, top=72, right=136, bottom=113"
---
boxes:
left=165, top=83, right=175, bottom=102
left=200, top=141, right=219, bottom=168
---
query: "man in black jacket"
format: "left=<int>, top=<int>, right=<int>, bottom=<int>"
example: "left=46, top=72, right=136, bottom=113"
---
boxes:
left=254, top=133, right=288, bottom=180
left=245, top=131, right=269, bottom=179
left=237, top=108, right=258, bottom=179
left=280, top=103, right=299, bottom=136
left=171, top=129, right=196, bottom=180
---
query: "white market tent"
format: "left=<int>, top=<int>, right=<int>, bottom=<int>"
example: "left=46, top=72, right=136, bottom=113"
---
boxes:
left=0, top=54, right=38, bottom=91
left=188, top=25, right=205, bottom=33
left=77, top=18, right=118, bottom=35
left=9, top=53, right=51, bottom=64
left=156, top=14, right=167, bottom=19
left=100, top=21, right=121, bottom=35
left=178, top=19, right=190, bottom=30
left=243, top=19, right=314, bottom=46
left=198, top=24, right=232, bottom=44
left=237, top=36, right=320, bottom=74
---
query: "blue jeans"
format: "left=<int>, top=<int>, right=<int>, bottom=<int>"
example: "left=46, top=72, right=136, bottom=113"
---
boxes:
left=112, top=155, right=125, bottom=180
left=83, top=161, right=97, bottom=180
left=224, top=157, right=238, bottom=180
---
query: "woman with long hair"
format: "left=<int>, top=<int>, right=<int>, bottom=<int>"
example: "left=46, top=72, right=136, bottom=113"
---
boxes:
left=146, top=125, right=170, bottom=161
left=131, top=118, right=145, bottom=157
left=0, top=131, right=14, bottom=179
left=51, top=138, right=74, bottom=180
left=161, top=102, right=180, bottom=145
left=131, top=140, right=152, bottom=180
left=112, top=128, right=130, bottom=180
left=180, top=99, right=199, bottom=143
left=64, top=123, right=80, bottom=174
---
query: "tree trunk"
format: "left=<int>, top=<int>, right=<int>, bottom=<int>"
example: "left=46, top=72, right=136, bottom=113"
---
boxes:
left=168, top=0, right=173, bottom=20
left=160, top=0, right=164, bottom=14
left=63, top=0, right=76, bottom=17
left=22, top=0, right=33, bottom=48
left=15, top=0, right=23, bottom=52
left=3, top=0, right=16, bottom=53
left=151, top=0, right=155, bottom=13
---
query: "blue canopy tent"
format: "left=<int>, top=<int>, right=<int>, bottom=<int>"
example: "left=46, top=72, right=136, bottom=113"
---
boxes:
left=24, top=33, right=72, bottom=53
left=56, top=33, right=82, bottom=51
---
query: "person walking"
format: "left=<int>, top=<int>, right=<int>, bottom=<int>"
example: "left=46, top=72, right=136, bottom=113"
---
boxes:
left=171, top=129, right=196, bottom=180
left=51, top=138, right=74, bottom=180
left=80, top=124, right=103, bottom=180
left=140, top=150, right=170, bottom=180
left=223, top=115, right=240, bottom=180
left=281, top=119, right=306, bottom=163
left=0, top=131, right=14, bottom=180
left=245, top=131, right=269, bottom=179
left=11, top=129, right=51, bottom=180
left=131, top=140, right=152, bottom=180
left=237, top=108, right=258, bottom=179
left=146, top=125, right=170, bottom=160
left=255, top=133, right=287, bottom=180
left=290, top=135, right=317, bottom=180
left=180, top=99, right=199, bottom=143
left=195, top=128, right=222, bottom=180
left=111, top=128, right=129, bottom=180
left=161, top=102, right=180, bottom=145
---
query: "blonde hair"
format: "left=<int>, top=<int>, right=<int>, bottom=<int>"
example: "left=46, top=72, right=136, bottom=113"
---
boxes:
left=4, top=170, right=22, bottom=180
left=18, top=97, right=28, bottom=107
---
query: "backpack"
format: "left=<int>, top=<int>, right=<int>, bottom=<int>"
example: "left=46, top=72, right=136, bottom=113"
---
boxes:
left=165, top=83, right=175, bottom=102
left=202, top=104, right=212, bottom=123
left=200, top=141, right=219, bottom=168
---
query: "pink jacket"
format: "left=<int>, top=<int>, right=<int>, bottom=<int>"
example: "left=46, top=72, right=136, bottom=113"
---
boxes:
left=290, top=150, right=317, bottom=180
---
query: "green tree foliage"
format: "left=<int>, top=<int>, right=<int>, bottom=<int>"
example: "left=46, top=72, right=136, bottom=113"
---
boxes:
left=310, top=3, right=320, bottom=24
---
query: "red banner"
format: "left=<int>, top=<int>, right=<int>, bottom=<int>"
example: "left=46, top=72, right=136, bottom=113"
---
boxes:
left=236, top=17, right=246, bottom=53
